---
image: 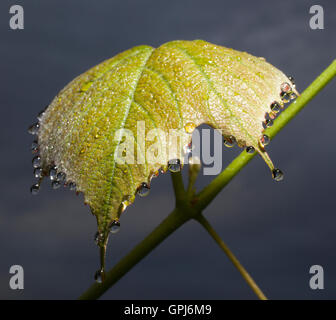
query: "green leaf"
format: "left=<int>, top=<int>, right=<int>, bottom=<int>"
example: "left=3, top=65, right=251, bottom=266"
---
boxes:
left=36, top=40, right=296, bottom=252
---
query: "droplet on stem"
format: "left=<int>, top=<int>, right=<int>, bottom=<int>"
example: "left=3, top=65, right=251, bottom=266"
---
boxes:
left=137, top=182, right=150, bottom=197
left=94, top=269, right=104, bottom=283
left=94, top=231, right=104, bottom=245
left=272, top=168, right=284, bottom=181
left=168, top=159, right=181, bottom=172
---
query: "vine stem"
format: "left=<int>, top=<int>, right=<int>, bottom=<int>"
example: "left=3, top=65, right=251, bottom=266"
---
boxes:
left=79, top=59, right=336, bottom=300
left=195, top=214, right=267, bottom=300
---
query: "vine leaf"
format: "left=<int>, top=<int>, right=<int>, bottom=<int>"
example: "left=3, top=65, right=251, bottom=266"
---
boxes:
left=29, top=40, right=298, bottom=276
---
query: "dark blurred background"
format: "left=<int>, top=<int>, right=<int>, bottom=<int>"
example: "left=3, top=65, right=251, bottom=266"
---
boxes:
left=0, top=0, right=335, bottom=300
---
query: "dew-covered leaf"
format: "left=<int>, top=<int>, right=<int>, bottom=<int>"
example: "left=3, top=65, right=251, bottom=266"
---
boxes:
left=30, top=40, right=298, bottom=270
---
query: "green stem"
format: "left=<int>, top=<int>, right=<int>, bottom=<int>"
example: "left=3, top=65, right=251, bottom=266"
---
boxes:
left=79, top=59, right=336, bottom=300
left=170, top=171, right=186, bottom=205
left=79, top=208, right=189, bottom=300
left=195, top=214, right=267, bottom=300
left=195, top=59, right=336, bottom=211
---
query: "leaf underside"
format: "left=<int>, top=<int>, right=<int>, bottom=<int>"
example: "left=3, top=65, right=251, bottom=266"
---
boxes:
left=37, top=40, right=295, bottom=236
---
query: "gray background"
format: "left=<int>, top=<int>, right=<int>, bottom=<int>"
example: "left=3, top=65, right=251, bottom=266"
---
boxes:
left=0, top=0, right=335, bottom=299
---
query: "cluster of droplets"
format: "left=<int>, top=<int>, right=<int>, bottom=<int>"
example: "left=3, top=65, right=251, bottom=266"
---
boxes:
left=94, top=218, right=121, bottom=283
left=262, top=77, right=297, bottom=130
left=219, top=76, right=298, bottom=182
left=28, top=110, right=45, bottom=195
left=28, top=108, right=78, bottom=195
left=262, top=77, right=297, bottom=181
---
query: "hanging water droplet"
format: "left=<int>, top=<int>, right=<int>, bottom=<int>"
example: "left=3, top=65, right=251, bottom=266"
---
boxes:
left=137, top=182, right=150, bottom=197
left=32, top=156, right=41, bottom=168
left=69, top=182, right=76, bottom=191
left=261, top=134, right=270, bottom=146
left=168, top=159, right=181, bottom=172
left=52, top=180, right=61, bottom=189
left=30, top=183, right=40, bottom=195
left=57, top=172, right=66, bottom=182
left=49, top=167, right=57, bottom=180
left=272, top=168, right=284, bottom=181
left=246, top=146, right=255, bottom=153
left=290, top=92, right=297, bottom=100
left=223, top=136, right=236, bottom=148
left=94, top=269, right=104, bottom=283
left=280, top=91, right=291, bottom=103
left=288, top=76, right=295, bottom=86
left=265, top=119, right=273, bottom=128
left=280, top=82, right=291, bottom=93
left=94, top=231, right=104, bottom=245
left=270, top=102, right=281, bottom=113
left=37, top=110, right=45, bottom=121
left=28, top=123, right=40, bottom=135
left=31, top=141, right=39, bottom=153
left=34, top=167, right=43, bottom=178
left=109, top=220, right=121, bottom=234
left=184, top=122, right=196, bottom=134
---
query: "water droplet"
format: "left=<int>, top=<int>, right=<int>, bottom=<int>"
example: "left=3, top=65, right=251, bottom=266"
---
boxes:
left=270, top=102, right=281, bottom=113
left=137, top=182, right=150, bottom=197
left=30, top=183, right=40, bottom=195
left=28, top=123, right=40, bottom=135
left=57, top=172, right=66, bottom=182
left=184, top=122, right=196, bottom=134
left=280, top=91, right=291, bottom=103
left=246, top=146, right=255, bottom=153
left=52, top=180, right=61, bottom=189
left=168, top=159, right=181, bottom=172
left=288, top=76, right=295, bottom=86
left=290, top=92, right=297, bottom=100
left=94, top=231, right=104, bottom=245
left=280, top=82, right=291, bottom=93
left=34, top=167, right=43, bottom=178
left=264, top=119, right=273, bottom=128
left=32, top=156, right=41, bottom=168
left=223, top=136, right=236, bottom=148
left=49, top=167, right=57, bottom=180
left=272, top=168, right=284, bottom=181
left=261, top=134, right=270, bottom=146
left=69, top=182, right=76, bottom=191
left=37, top=110, right=45, bottom=121
left=31, top=141, right=39, bottom=153
left=94, top=269, right=104, bottom=283
left=109, top=220, right=121, bottom=234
